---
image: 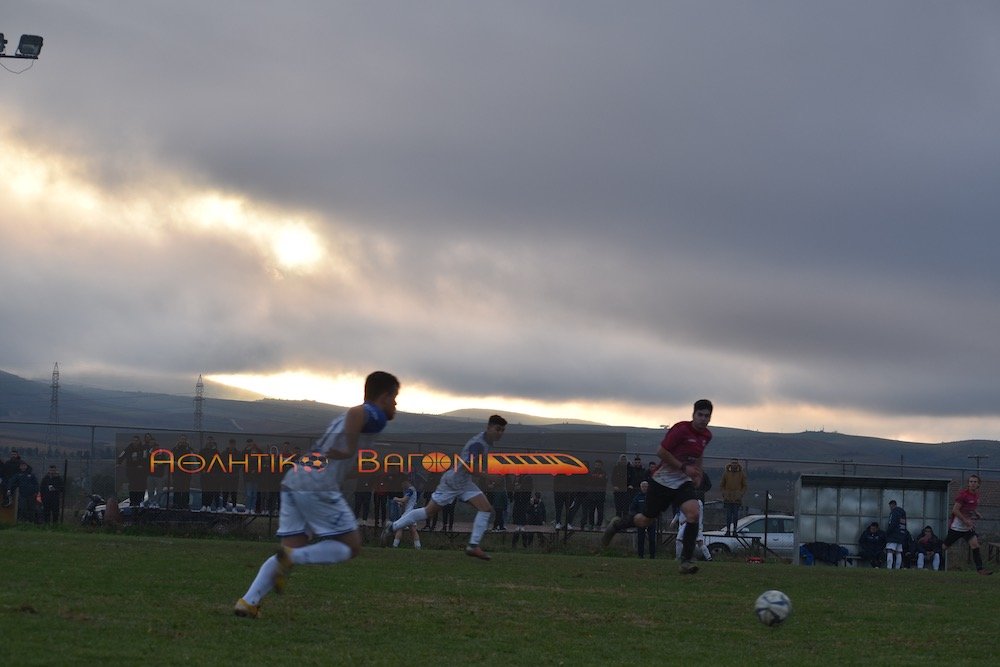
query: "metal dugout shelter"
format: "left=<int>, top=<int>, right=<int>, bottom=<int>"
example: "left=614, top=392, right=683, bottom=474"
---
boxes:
left=794, top=474, right=951, bottom=565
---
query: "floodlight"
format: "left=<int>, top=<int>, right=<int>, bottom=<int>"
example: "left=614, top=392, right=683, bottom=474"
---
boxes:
left=16, top=34, right=43, bottom=58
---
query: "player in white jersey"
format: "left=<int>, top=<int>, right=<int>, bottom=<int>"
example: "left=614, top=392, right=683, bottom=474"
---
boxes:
left=235, top=371, right=399, bottom=619
left=381, top=414, right=507, bottom=560
left=670, top=501, right=712, bottom=561
left=391, top=479, right=422, bottom=549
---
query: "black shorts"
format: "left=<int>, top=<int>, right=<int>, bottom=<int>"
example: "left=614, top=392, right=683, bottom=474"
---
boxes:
left=640, top=479, right=699, bottom=519
left=943, top=528, right=977, bottom=547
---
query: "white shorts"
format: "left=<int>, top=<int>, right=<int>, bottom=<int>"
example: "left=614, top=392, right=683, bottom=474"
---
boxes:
left=431, top=475, right=484, bottom=506
left=276, top=489, right=357, bottom=538
left=886, top=542, right=903, bottom=552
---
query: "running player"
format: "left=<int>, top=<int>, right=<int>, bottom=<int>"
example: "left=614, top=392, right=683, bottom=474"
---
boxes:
left=602, top=399, right=713, bottom=575
left=390, top=475, right=422, bottom=549
left=381, top=414, right=507, bottom=560
left=234, top=371, right=400, bottom=618
left=941, top=474, right=993, bottom=575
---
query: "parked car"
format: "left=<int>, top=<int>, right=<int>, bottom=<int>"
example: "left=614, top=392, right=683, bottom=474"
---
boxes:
left=702, top=514, right=796, bottom=558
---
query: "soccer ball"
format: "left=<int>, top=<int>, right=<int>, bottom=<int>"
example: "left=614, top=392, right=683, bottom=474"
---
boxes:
left=754, top=590, right=791, bottom=626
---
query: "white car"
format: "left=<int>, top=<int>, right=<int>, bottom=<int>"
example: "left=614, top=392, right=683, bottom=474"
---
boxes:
left=702, top=514, right=796, bottom=558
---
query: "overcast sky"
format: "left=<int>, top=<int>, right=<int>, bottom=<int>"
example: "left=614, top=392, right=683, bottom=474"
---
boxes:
left=2, top=2, right=999, bottom=444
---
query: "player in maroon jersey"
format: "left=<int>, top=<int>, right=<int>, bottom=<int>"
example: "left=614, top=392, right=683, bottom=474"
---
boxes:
left=601, top=399, right=713, bottom=575
left=942, top=474, right=992, bottom=575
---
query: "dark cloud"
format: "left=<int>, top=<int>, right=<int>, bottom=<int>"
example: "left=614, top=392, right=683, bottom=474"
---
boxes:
left=3, top=2, right=1000, bottom=439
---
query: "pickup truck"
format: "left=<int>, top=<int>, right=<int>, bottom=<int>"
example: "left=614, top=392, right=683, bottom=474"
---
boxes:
left=702, top=513, right=796, bottom=558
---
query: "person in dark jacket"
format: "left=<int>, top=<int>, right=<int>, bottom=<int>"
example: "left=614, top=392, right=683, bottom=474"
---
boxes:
left=859, top=521, right=887, bottom=568
left=518, top=492, right=547, bottom=548
left=117, top=435, right=148, bottom=507
left=885, top=500, right=909, bottom=570
left=40, top=465, right=64, bottom=524
left=915, top=525, right=943, bottom=571
left=9, top=461, right=40, bottom=523
left=630, top=481, right=656, bottom=559
left=2, top=449, right=28, bottom=503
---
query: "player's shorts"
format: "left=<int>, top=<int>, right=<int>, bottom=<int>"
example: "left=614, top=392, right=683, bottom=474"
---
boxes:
left=641, top=479, right=699, bottom=519
left=886, top=541, right=903, bottom=552
left=943, top=528, right=977, bottom=547
left=431, top=474, right=484, bottom=506
left=276, top=489, right=357, bottom=539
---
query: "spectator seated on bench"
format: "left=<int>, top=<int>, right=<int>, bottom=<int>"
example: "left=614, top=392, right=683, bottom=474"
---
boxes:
left=858, top=521, right=887, bottom=568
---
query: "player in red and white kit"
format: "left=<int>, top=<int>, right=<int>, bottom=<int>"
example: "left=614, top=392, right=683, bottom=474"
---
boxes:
left=942, top=474, right=992, bottom=575
left=602, top=399, right=713, bottom=574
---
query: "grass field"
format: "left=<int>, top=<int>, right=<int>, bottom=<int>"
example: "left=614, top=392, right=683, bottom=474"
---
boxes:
left=1, top=525, right=996, bottom=666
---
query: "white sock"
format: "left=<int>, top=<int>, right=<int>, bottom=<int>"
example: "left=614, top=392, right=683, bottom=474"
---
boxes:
left=243, top=555, right=280, bottom=605
left=393, top=538, right=400, bottom=547
left=932, top=553, right=940, bottom=570
left=393, top=506, right=427, bottom=532
left=470, top=511, right=490, bottom=545
left=290, top=540, right=352, bottom=565
left=414, top=540, right=421, bottom=549
left=886, top=552, right=894, bottom=569
left=917, top=553, right=925, bottom=569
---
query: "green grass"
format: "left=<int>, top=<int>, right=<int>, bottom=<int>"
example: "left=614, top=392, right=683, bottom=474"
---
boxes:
left=1, top=525, right=996, bottom=666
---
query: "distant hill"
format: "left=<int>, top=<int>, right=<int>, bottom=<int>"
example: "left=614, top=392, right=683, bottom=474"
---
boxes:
left=1, top=369, right=997, bottom=473
left=440, top=408, right=605, bottom=427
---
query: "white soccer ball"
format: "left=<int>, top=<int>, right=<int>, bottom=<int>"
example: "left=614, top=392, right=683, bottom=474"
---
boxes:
left=754, top=590, right=791, bottom=626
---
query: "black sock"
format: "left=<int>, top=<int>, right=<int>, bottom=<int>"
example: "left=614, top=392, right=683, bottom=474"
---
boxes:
left=973, top=547, right=984, bottom=571
left=681, top=523, right=697, bottom=561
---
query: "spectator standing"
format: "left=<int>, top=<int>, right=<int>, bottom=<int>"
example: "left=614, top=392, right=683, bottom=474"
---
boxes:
left=40, top=465, right=64, bottom=524
left=144, top=433, right=166, bottom=507
left=720, top=459, right=747, bottom=536
left=488, top=474, right=509, bottom=532
left=2, top=449, right=27, bottom=500
left=612, top=454, right=631, bottom=519
left=631, top=480, right=656, bottom=559
left=858, top=521, right=887, bottom=568
left=420, top=470, right=442, bottom=530
left=885, top=500, right=909, bottom=570
left=553, top=471, right=575, bottom=530
left=510, top=473, right=533, bottom=535
left=10, top=461, right=40, bottom=523
left=241, top=438, right=262, bottom=513
left=117, top=435, right=147, bottom=507
left=372, top=468, right=390, bottom=528
left=171, top=435, right=194, bottom=510
left=587, top=460, right=608, bottom=530
left=198, top=436, right=221, bottom=511
left=221, top=438, right=241, bottom=510
left=439, top=497, right=456, bottom=532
